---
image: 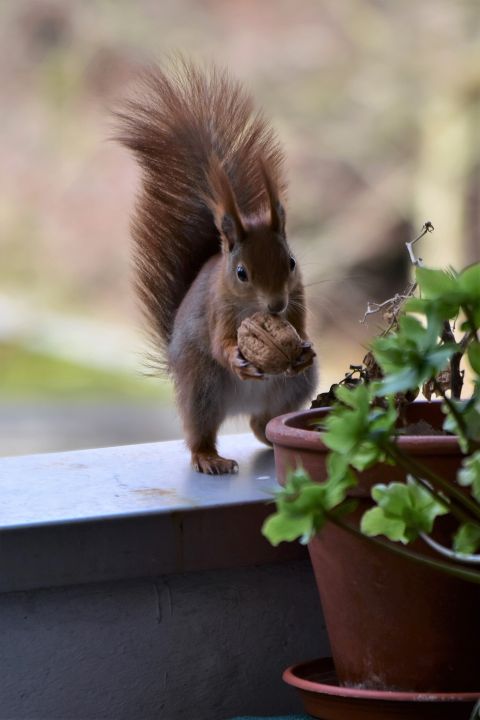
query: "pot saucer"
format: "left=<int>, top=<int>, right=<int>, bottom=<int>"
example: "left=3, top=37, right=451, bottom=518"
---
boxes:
left=283, top=658, right=480, bottom=720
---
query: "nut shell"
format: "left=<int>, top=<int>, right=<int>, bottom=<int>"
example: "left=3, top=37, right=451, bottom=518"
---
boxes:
left=237, top=312, right=303, bottom=374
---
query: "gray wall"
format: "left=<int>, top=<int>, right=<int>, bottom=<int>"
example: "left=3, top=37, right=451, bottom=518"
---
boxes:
left=1, top=561, right=328, bottom=720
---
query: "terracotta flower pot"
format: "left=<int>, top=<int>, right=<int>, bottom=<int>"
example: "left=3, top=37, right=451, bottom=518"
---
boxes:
left=266, top=401, right=480, bottom=693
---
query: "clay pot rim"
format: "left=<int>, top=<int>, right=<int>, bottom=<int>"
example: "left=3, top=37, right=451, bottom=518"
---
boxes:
left=283, top=658, right=480, bottom=701
left=266, top=402, right=461, bottom=456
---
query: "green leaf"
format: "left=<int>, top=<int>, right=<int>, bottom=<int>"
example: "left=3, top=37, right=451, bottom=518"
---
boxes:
left=377, top=367, right=420, bottom=395
left=373, top=313, right=455, bottom=396
left=405, top=296, right=461, bottom=319
left=276, top=482, right=323, bottom=514
left=407, top=266, right=464, bottom=320
left=372, top=483, right=409, bottom=516
left=473, top=307, right=480, bottom=329
left=401, top=314, right=430, bottom=344
left=262, top=464, right=357, bottom=547
left=361, top=506, right=408, bottom=542
left=453, top=522, right=480, bottom=555
left=407, top=263, right=480, bottom=325
left=443, top=393, right=480, bottom=449
left=324, top=453, right=357, bottom=505
left=458, top=263, right=480, bottom=300
left=458, top=450, right=480, bottom=502
left=262, top=510, right=318, bottom=546
left=456, top=264, right=480, bottom=332
left=403, top=297, right=426, bottom=313
left=329, top=498, right=359, bottom=520
left=335, top=382, right=370, bottom=411
left=468, top=342, right=480, bottom=375
left=322, top=384, right=396, bottom=470
left=415, top=267, right=458, bottom=298
left=361, top=477, right=448, bottom=544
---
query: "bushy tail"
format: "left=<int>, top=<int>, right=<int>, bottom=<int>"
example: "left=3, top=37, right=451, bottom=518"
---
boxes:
left=114, top=59, right=285, bottom=364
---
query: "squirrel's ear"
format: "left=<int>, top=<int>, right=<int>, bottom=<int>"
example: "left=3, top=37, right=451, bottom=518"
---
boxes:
left=206, top=157, right=245, bottom=251
left=220, top=213, right=243, bottom=251
left=260, top=160, right=286, bottom=236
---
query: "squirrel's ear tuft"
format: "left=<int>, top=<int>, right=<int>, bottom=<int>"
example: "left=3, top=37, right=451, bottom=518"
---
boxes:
left=260, top=159, right=286, bottom=236
left=220, top=213, right=243, bottom=251
left=272, top=200, right=286, bottom=236
left=205, top=156, right=245, bottom=251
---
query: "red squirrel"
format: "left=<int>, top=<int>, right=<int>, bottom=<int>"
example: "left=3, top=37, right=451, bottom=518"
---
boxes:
left=116, top=61, right=318, bottom=474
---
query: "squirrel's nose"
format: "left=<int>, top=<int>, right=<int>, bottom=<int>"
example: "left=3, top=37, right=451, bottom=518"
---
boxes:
left=268, top=299, right=287, bottom=315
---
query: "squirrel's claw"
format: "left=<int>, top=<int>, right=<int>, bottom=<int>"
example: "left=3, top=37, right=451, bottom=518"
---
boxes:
left=232, top=348, right=264, bottom=381
left=192, top=452, right=239, bottom=474
left=285, top=342, right=316, bottom=376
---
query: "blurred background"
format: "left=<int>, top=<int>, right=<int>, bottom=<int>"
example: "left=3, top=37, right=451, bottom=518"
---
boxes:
left=1, top=0, right=480, bottom=456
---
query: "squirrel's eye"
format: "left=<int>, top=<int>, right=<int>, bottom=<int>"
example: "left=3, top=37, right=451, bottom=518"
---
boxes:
left=236, top=265, right=248, bottom=282
left=289, top=255, right=296, bottom=272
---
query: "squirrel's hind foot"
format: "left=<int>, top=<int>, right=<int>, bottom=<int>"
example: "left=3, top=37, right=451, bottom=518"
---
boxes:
left=192, top=452, right=239, bottom=475
left=250, top=415, right=273, bottom=447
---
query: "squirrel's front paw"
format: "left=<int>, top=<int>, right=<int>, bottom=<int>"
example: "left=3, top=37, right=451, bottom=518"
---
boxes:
left=231, top=348, right=264, bottom=381
left=285, top=341, right=316, bottom=376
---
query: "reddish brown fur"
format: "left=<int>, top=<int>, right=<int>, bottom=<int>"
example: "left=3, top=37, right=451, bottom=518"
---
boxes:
left=115, top=60, right=317, bottom=474
left=114, top=59, right=285, bottom=364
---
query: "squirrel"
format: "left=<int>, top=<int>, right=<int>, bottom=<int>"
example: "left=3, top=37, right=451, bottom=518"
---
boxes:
left=115, top=60, right=318, bottom=474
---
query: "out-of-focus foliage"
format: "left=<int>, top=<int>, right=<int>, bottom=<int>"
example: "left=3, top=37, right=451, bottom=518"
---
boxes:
left=2, top=0, right=480, bottom=326
left=0, top=342, right=169, bottom=400
left=1, top=0, right=480, bottom=451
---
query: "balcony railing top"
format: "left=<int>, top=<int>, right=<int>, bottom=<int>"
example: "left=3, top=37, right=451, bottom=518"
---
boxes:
left=0, top=435, right=305, bottom=593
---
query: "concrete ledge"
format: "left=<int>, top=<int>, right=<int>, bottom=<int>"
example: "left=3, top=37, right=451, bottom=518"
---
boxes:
left=0, top=437, right=327, bottom=720
left=0, top=435, right=306, bottom=592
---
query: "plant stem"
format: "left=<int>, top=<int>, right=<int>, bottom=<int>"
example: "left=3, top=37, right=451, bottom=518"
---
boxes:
left=326, top=513, right=480, bottom=584
left=461, top=304, right=480, bottom=340
left=405, top=221, right=433, bottom=267
left=432, top=378, right=470, bottom=448
left=441, top=321, right=464, bottom=399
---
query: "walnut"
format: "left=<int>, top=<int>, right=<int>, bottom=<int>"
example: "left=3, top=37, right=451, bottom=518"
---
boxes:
left=237, top=312, right=304, bottom=374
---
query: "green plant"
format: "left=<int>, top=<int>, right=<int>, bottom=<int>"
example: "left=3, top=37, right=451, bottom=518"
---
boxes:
left=263, top=226, right=480, bottom=583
